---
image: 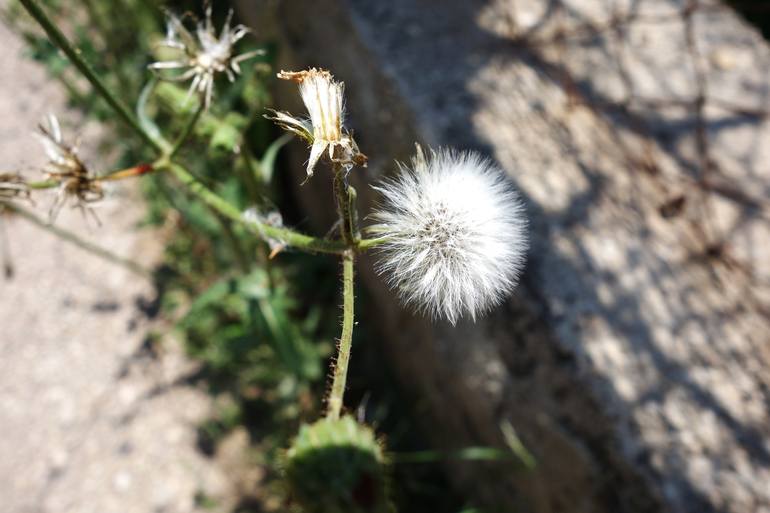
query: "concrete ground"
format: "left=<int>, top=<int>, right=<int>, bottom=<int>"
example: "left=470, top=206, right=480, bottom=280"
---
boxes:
left=0, top=6, right=242, bottom=513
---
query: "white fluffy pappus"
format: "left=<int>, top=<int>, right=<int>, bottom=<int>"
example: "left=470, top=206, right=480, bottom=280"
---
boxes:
left=369, top=148, right=527, bottom=325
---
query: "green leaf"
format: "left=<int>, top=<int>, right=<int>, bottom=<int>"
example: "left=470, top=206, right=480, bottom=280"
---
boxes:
left=256, top=132, right=293, bottom=183
left=136, top=78, right=166, bottom=147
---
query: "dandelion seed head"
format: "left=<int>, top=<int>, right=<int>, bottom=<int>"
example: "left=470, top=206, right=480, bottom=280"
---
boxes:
left=370, top=148, right=527, bottom=325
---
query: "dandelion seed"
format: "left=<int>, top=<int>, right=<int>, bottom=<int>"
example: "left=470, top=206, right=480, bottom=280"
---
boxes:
left=370, top=147, right=527, bottom=325
left=35, top=114, right=103, bottom=223
left=149, top=5, right=263, bottom=109
left=267, top=68, right=366, bottom=179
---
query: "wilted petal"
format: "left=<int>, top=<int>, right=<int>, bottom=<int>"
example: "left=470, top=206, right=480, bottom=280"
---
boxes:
left=266, top=110, right=313, bottom=142
left=306, top=140, right=328, bottom=178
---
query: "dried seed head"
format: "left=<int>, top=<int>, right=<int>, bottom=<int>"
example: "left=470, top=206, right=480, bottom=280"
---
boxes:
left=149, top=6, right=263, bottom=109
left=370, top=147, right=527, bottom=325
left=35, top=115, right=103, bottom=222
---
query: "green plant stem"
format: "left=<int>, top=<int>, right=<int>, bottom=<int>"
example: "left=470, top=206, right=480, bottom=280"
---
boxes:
left=357, top=236, right=389, bottom=250
left=327, top=249, right=355, bottom=420
left=333, top=166, right=359, bottom=245
left=26, top=179, right=59, bottom=190
left=161, top=161, right=347, bottom=254
left=1, top=200, right=151, bottom=278
left=325, top=162, right=363, bottom=419
left=17, top=160, right=388, bottom=254
left=18, top=0, right=163, bottom=153
left=169, top=102, right=204, bottom=159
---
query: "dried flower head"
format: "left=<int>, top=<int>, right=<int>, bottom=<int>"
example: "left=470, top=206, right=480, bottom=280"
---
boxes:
left=35, top=114, right=103, bottom=221
left=149, top=5, right=262, bottom=109
left=268, top=68, right=366, bottom=178
left=370, top=147, right=527, bottom=325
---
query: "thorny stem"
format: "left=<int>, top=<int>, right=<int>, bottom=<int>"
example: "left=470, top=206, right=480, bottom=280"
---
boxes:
left=18, top=0, right=164, bottom=153
left=0, top=200, right=151, bottom=278
left=327, top=249, right=355, bottom=420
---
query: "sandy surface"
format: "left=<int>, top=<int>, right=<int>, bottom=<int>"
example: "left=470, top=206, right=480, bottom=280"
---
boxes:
left=0, top=6, right=237, bottom=513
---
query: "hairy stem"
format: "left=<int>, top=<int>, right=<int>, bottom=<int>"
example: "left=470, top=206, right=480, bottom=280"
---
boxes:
left=327, top=249, right=355, bottom=420
left=1, top=200, right=151, bottom=278
left=333, top=166, right=359, bottom=245
left=326, top=163, right=363, bottom=419
left=18, top=0, right=164, bottom=153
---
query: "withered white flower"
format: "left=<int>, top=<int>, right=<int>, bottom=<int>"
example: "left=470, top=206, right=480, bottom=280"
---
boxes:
left=149, top=6, right=262, bottom=109
left=370, top=147, right=527, bottom=325
left=268, top=68, right=366, bottom=179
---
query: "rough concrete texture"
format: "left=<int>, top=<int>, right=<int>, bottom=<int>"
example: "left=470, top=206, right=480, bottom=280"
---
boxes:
left=240, top=0, right=770, bottom=512
left=0, top=7, right=242, bottom=513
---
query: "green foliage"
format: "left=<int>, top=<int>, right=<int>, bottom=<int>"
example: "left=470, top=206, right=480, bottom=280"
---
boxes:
left=179, top=269, right=324, bottom=396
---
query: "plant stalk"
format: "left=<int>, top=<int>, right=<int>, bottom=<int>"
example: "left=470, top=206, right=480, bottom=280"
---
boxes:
left=333, top=166, right=359, bottom=245
left=327, top=249, right=355, bottom=420
left=326, top=162, right=362, bottom=419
